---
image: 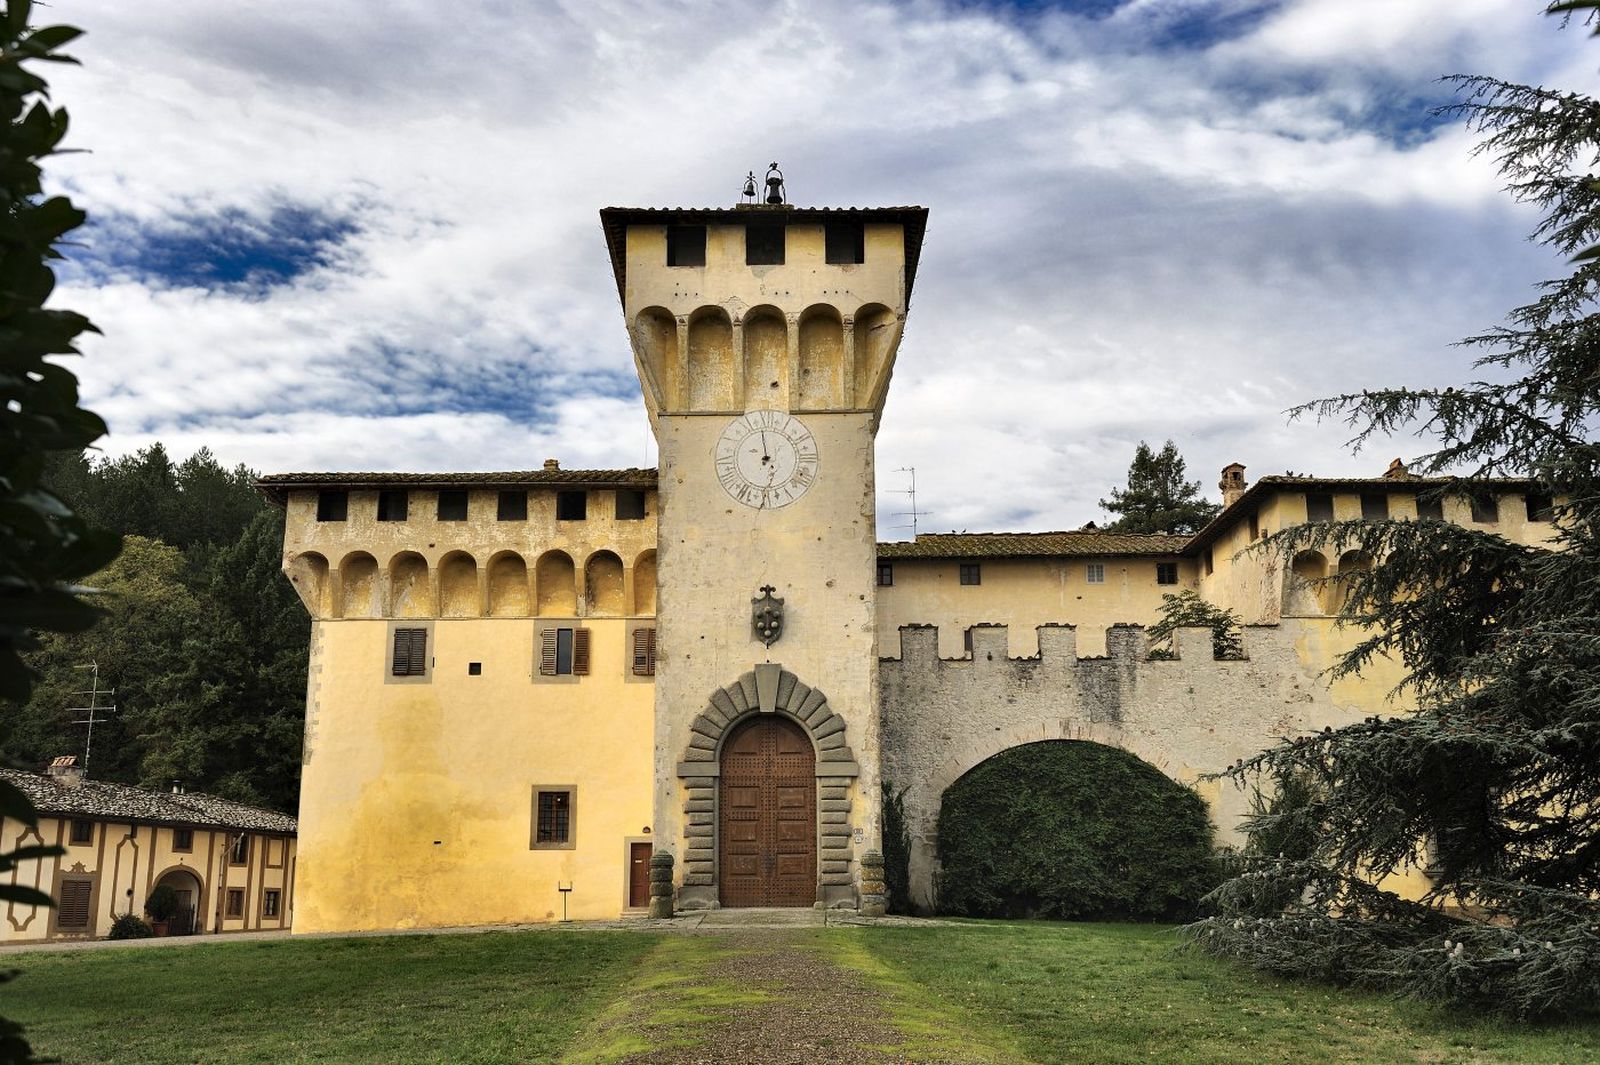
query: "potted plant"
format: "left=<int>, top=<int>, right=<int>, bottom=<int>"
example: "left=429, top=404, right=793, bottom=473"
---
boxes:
left=144, top=883, right=179, bottom=936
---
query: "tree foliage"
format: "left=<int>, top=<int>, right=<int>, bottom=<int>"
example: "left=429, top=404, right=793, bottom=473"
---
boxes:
left=1186, top=6, right=1600, bottom=1018
left=1146, top=590, right=1244, bottom=660
left=1099, top=439, right=1220, bottom=535
left=9, top=449, right=308, bottom=811
left=937, top=741, right=1218, bottom=922
left=0, top=6, right=110, bottom=1058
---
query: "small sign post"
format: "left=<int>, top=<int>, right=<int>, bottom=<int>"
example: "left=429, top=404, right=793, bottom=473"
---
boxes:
left=557, top=881, right=573, bottom=923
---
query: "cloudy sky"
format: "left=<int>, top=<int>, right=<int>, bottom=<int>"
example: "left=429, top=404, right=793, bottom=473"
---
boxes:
left=45, top=0, right=1593, bottom=536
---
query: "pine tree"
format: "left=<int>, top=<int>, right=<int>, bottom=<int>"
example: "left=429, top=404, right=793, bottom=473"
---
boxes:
left=1100, top=440, right=1220, bottom=534
left=1185, top=6, right=1600, bottom=1019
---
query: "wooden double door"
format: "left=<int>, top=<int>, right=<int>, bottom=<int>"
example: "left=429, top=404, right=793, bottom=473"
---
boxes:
left=719, top=715, right=816, bottom=907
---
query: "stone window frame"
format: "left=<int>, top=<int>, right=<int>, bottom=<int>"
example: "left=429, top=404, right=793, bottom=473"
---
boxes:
left=530, top=786, right=577, bottom=850
left=385, top=620, right=435, bottom=685
left=877, top=562, right=893, bottom=587
left=534, top=623, right=589, bottom=683
left=958, top=563, right=981, bottom=586
left=1085, top=562, right=1105, bottom=585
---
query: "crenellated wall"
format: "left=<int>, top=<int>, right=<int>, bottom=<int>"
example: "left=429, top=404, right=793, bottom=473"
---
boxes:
left=878, top=621, right=1378, bottom=910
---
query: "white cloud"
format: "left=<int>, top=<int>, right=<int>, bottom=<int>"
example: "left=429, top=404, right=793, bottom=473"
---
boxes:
left=40, top=0, right=1591, bottom=534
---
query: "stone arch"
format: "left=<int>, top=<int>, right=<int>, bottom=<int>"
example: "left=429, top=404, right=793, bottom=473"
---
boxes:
left=584, top=550, right=625, bottom=616
left=797, top=305, right=843, bottom=409
left=535, top=550, right=577, bottom=616
left=1333, top=549, right=1374, bottom=615
left=389, top=552, right=431, bottom=618
left=287, top=552, right=330, bottom=617
left=742, top=306, right=787, bottom=410
left=907, top=719, right=1192, bottom=914
left=686, top=307, right=736, bottom=411
left=1283, top=550, right=1329, bottom=616
left=486, top=551, right=529, bottom=617
left=635, top=306, right=682, bottom=409
left=438, top=551, right=478, bottom=618
left=338, top=552, right=380, bottom=618
left=674, top=667, right=860, bottom=909
left=853, top=302, right=897, bottom=410
left=632, top=549, right=657, bottom=615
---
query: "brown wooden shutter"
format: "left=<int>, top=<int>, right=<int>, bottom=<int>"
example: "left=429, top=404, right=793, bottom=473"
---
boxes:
left=408, top=629, right=427, bottom=675
left=632, top=627, right=656, bottom=676
left=540, top=629, right=558, bottom=676
left=58, top=879, right=91, bottom=929
left=572, top=628, right=591, bottom=676
left=392, top=628, right=410, bottom=676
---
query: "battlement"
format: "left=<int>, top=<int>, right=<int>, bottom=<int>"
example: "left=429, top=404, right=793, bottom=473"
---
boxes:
left=881, top=622, right=1274, bottom=668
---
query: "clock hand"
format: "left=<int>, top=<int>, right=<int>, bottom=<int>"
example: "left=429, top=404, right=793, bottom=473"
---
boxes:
left=761, top=430, right=771, bottom=463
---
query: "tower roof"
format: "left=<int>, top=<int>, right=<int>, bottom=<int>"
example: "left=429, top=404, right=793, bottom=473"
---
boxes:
left=598, top=205, right=930, bottom=305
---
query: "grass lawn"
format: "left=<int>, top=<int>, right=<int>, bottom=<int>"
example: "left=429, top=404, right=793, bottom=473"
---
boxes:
left=4, top=922, right=1599, bottom=1063
left=3, top=931, right=659, bottom=1064
left=857, top=921, right=1600, bottom=1065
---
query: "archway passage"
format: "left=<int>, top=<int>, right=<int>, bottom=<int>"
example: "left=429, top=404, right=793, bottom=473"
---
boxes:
left=936, top=740, right=1216, bottom=921
left=719, top=715, right=816, bottom=907
left=156, top=868, right=203, bottom=935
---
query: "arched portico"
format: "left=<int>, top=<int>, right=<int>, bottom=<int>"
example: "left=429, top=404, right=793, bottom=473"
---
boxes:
left=674, top=665, right=861, bottom=909
left=152, top=865, right=205, bottom=936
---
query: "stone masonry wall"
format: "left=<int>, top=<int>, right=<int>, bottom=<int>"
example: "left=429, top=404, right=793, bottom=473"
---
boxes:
left=879, top=621, right=1374, bottom=911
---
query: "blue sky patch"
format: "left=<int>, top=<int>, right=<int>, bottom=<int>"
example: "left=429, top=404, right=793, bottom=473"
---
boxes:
left=70, top=203, right=359, bottom=293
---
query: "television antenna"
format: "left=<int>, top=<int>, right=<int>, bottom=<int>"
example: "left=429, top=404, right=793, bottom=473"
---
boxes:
left=69, top=661, right=116, bottom=774
left=892, top=467, right=930, bottom=538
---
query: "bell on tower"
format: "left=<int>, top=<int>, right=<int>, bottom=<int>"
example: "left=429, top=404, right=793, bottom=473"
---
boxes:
left=741, top=170, right=758, bottom=205
left=763, top=162, right=786, bottom=205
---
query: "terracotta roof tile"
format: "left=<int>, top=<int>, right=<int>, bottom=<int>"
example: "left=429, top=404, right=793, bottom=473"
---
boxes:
left=254, top=468, right=658, bottom=504
left=1, top=770, right=296, bottom=834
left=877, top=531, right=1190, bottom=560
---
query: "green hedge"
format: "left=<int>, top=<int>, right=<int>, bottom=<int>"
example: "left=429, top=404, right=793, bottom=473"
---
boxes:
left=936, top=740, right=1218, bottom=921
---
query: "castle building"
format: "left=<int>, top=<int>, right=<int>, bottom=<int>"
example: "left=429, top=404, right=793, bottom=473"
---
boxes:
left=255, top=194, right=1559, bottom=929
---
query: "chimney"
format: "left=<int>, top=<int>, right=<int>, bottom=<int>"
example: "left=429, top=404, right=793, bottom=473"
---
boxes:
left=543, top=458, right=560, bottom=471
left=1383, top=458, right=1415, bottom=480
left=1219, top=463, right=1248, bottom=508
left=48, top=755, right=84, bottom=788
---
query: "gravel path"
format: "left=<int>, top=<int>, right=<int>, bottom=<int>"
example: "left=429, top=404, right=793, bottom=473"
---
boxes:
left=617, top=932, right=913, bottom=1065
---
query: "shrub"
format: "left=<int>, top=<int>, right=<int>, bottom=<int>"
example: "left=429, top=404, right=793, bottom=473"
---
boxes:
left=108, top=914, right=153, bottom=940
left=936, top=740, right=1219, bottom=921
left=881, top=782, right=914, bottom=915
left=1147, top=590, right=1243, bottom=660
left=144, top=883, right=179, bottom=922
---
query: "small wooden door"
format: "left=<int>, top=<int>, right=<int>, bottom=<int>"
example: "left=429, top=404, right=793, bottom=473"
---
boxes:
left=719, top=715, right=816, bottom=907
left=173, top=888, right=194, bottom=934
left=628, top=842, right=651, bottom=908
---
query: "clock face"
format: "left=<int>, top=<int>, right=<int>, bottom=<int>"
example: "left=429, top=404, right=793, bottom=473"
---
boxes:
left=713, top=411, right=820, bottom=509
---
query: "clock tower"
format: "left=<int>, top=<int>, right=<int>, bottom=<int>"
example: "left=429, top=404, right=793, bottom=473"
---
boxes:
left=601, top=192, right=928, bottom=909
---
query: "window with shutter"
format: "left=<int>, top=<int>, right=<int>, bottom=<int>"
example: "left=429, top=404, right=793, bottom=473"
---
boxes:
left=392, top=628, right=427, bottom=677
left=632, top=627, right=657, bottom=676
left=57, top=878, right=92, bottom=930
left=226, top=888, right=245, bottom=918
left=572, top=628, right=591, bottom=676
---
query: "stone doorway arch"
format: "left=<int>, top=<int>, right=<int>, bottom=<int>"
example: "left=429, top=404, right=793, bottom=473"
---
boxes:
left=675, top=664, right=861, bottom=909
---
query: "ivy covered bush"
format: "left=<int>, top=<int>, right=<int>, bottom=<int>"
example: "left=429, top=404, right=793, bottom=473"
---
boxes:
left=936, top=741, right=1218, bottom=921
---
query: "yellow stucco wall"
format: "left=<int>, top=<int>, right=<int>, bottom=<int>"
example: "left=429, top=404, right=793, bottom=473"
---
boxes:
left=877, top=556, right=1200, bottom=657
left=293, top=618, right=654, bottom=931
